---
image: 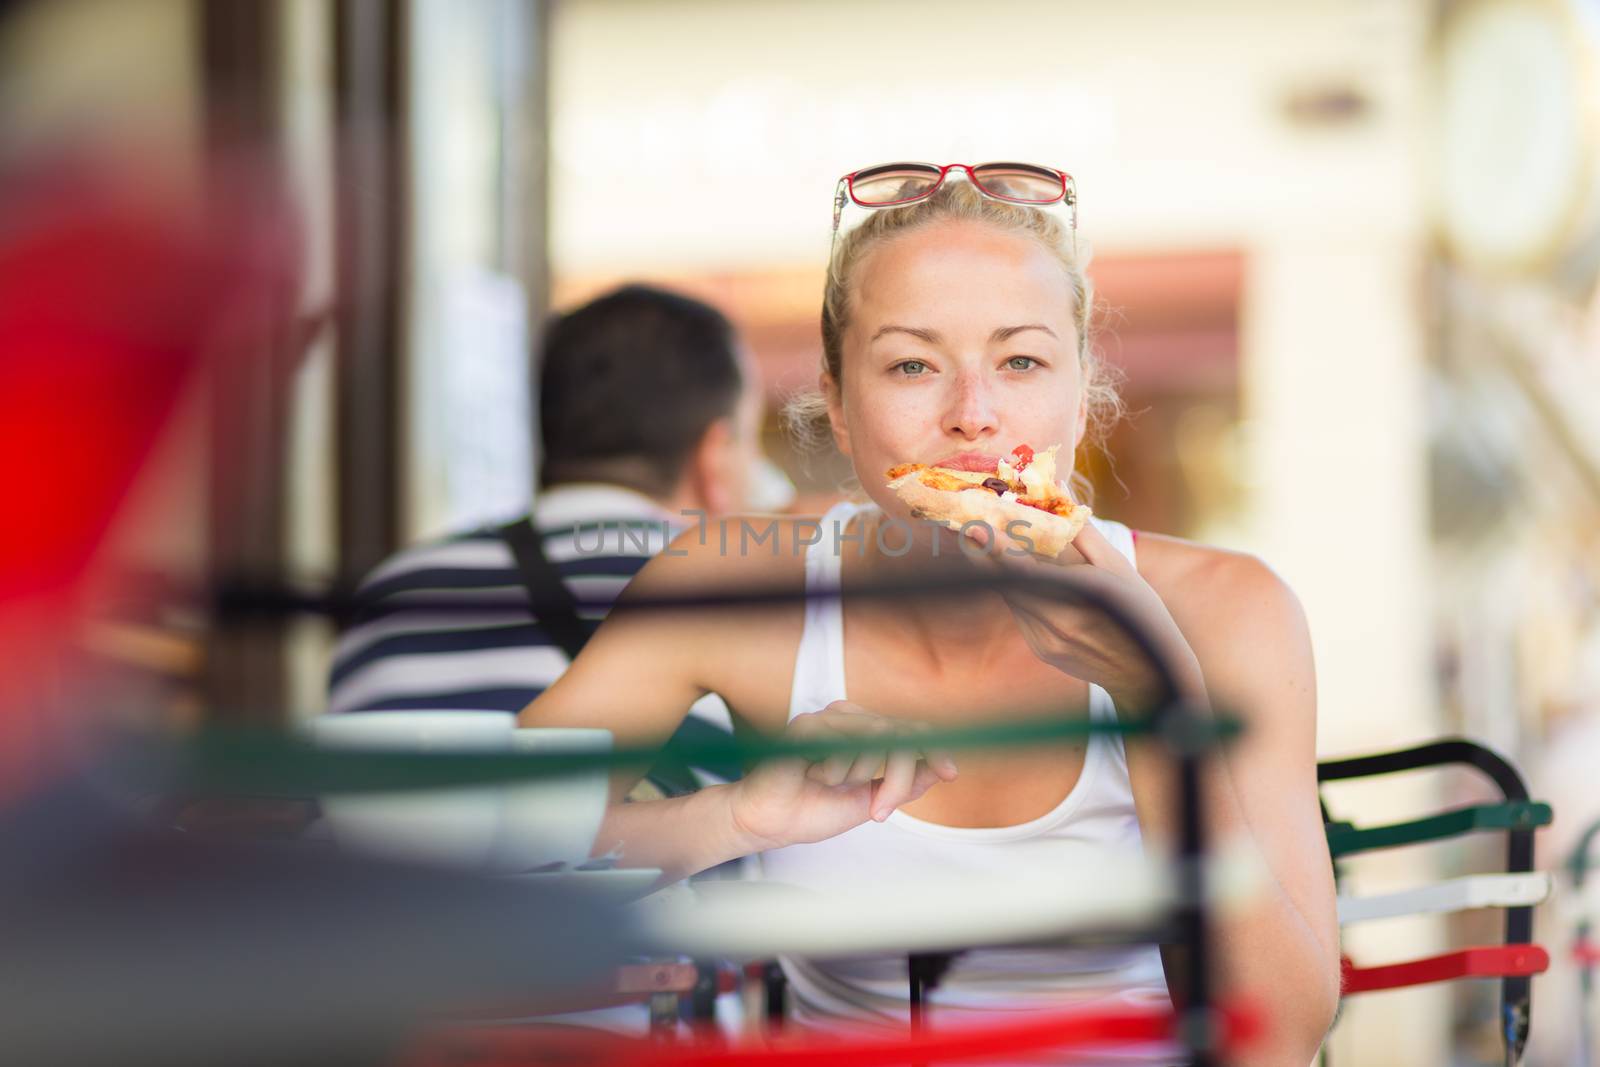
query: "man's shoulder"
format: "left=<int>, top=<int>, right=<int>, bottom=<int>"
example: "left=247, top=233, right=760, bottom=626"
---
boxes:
left=327, top=513, right=658, bottom=713
left=354, top=515, right=670, bottom=602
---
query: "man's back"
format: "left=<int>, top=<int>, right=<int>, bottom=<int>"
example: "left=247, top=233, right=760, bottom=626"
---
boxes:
left=327, top=484, right=739, bottom=792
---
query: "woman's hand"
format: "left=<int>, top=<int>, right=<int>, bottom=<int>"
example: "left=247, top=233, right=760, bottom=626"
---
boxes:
left=726, top=701, right=959, bottom=852
left=963, top=522, right=1204, bottom=710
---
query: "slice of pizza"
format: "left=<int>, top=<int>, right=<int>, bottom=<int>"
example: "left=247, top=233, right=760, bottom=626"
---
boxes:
left=885, top=444, right=1092, bottom=557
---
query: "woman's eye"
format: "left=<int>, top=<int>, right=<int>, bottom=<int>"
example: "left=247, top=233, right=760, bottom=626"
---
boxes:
left=894, top=360, right=929, bottom=376
left=1005, top=356, right=1039, bottom=371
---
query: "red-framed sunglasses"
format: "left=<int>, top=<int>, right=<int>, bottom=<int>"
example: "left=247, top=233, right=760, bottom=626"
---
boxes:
left=832, top=162, right=1077, bottom=237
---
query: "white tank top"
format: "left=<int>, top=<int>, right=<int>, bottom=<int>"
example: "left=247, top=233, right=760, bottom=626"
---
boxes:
left=758, top=500, right=1176, bottom=1065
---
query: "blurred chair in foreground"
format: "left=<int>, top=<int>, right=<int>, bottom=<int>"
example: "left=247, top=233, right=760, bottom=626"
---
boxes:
left=0, top=132, right=642, bottom=1066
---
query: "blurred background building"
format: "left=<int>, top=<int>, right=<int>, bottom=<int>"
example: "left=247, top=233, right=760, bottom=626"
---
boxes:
left=4, top=0, right=1600, bottom=1063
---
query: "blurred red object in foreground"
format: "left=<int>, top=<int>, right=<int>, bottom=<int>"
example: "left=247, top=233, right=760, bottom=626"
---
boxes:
left=404, top=999, right=1263, bottom=1067
left=0, top=147, right=299, bottom=801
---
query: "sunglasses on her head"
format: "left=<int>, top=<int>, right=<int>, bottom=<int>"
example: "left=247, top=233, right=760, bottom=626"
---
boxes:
left=831, top=162, right=1078, bottom=238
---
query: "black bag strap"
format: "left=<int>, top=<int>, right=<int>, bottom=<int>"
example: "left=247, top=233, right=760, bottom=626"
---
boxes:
left=500, top=514, right=706, bottom=796
left=500, top=516, right=590, bottom=661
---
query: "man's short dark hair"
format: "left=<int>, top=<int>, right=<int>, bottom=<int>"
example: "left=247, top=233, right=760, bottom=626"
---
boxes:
left=537, top=284, right=743, bottom=497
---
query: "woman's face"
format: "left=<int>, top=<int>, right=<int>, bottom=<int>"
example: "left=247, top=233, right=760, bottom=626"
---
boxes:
left=826, top=219, right=1086, bottom=517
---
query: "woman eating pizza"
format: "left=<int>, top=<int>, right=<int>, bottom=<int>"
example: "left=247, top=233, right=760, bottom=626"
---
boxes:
left=519, top=165, right=1339, bottom=1065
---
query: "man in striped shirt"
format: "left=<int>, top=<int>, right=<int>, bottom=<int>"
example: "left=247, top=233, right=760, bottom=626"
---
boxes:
left=326, top=285, right=766, bottom=793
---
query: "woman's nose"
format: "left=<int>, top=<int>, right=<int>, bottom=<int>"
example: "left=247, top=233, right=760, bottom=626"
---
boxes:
left=941, top=371, right=997, bottom=440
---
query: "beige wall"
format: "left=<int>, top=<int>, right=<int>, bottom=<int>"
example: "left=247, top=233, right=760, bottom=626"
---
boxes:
left=0, top=0, right=201, bottom=157
left=550, top=0, right=1425, bottom=264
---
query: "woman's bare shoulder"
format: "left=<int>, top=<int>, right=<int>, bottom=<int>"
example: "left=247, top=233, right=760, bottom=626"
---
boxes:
left=1132, top=531, right=1302, bottom=621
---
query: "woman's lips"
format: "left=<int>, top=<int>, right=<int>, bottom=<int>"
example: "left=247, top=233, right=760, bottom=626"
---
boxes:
left=933, top=452, right=1000, bottom=472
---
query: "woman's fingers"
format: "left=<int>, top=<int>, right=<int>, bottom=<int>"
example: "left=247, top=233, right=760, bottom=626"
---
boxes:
left=795, top=710, right=882, bottom=786
left=793, top=706, right=958, bottom=811
left=909, top=722, right=960, bottom=781
left=843, top=716, right=934, bottom=789
left=1071, top=520, right=1136, bottom=576
left=867, top=760, right=948, bottom=824
left=843, top=715, right=893, bottom=786
left=805, top=748, right=855, bottom=787
left=844, top=747, right=889, bottom=785
left=802, top=706, right=882, bottom=785
left=907, top=761, right=944, bottom=802
left=787, top=714, right=850, bottom=786
left=870, top=748, right=920, bottom=822
left=925, top=748, right=959, bottom=780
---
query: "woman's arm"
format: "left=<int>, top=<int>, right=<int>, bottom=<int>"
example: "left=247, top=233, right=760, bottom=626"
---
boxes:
left=519, top=529, right=957, bottom=881
left=1134, top=542, right=1340, bottom=1067
left=516, top=537, right=720, bottom=803
left=585, top=781, right=752, bottom=885
left=968, top=525, right=1338, bottom=1064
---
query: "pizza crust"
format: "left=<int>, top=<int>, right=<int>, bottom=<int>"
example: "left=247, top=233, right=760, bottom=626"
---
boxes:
left=887, top=470, right=1092, bottom=558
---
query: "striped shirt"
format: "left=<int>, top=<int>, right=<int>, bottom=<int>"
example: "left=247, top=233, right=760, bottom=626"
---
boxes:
left=326, top=484, right=739, bottom=791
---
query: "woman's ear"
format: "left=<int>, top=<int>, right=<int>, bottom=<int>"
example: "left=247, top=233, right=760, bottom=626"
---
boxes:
left=822, top=371, right=851, bottom=457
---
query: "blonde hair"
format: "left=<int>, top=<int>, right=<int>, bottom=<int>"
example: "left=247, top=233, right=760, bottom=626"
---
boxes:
left=785, top=180, right=1122, bottom=504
